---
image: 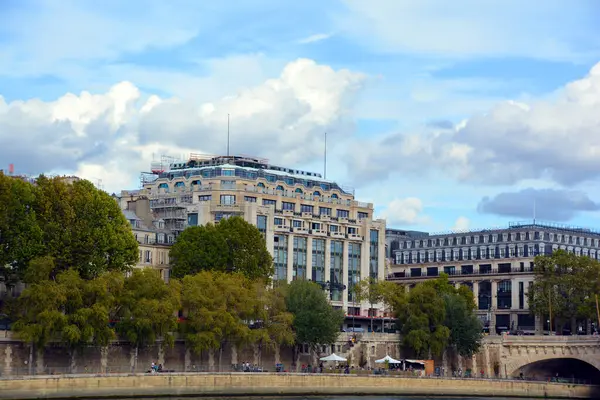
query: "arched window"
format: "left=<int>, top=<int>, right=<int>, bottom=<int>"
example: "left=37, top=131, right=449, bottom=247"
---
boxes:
left=158, top=183, right=169, bottom=189
left=276, top=185, right=285, bottom=191
left=174, top=182, right=185, bottom=187
left=191, top=180, right=201, bottom=186
left=295, top=188, right=303, bottom=194
left=313, top=190, right=321, bottom=197
left=257, top=182, right=266, bottom=188
left=331, top=193, right=338, bottom=199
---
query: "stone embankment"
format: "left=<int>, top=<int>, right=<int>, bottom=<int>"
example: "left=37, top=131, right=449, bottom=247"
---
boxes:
left=0, top=372, right=597, bottom=399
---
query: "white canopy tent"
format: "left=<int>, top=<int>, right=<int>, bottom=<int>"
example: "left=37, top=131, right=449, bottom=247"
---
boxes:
left=405, top=359, right=426, bottom=365
left=319, top=353, right=347, bottom=362
left=374, top=355, right=402, bottom=364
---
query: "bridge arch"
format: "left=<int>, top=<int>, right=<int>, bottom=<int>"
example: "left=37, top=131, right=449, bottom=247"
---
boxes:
left=506, top=355, right=600, bottom=384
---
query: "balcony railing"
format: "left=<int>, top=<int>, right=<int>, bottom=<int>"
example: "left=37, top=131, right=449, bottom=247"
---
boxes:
left=387, top=266, right=535, bottom=281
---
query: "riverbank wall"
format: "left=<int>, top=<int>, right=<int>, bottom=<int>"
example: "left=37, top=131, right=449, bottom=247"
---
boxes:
left=0, top=372, right=597, bottom=399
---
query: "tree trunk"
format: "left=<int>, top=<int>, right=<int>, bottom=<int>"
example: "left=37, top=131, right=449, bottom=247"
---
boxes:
left=28, top=344, right=33, bottom=376
left=130, top=346, right=138, bottom=373
left=231, top=344, right=238, bottom=367
left=184, top=348, right=191, bottom=372
left=35, top=347, right=44, bottom=375
left=219, top=345, right=223, bottom=372
left=370, top=303, right=374, bottom=333
left=208, top=348, right=215, bottom=372
left=69, top=348, right=77, bottom=374
left=100, top=346, right=109, bottom=374
left=274, top=345, right=281, bottom=365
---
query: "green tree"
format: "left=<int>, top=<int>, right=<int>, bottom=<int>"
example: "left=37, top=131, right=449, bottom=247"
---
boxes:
left=354, top=277, right=382, bottom=332
left=397, top=283, right=449, bottom=358
left=251, top=283, right=295, bottom=362
left=444, top=293, right=482, bottom=357
left=285, top=280, right=344, bottom=367
left=181, top=271, right=255, bottom=371
left=377, top=280, right=405, bottom=332
left=33, top=176, right=138, bottom=279
left=0, top=172, right=43, bottom=286
left=115, top=269, right=181, bottom=372
left=528, top=250, right=597, bottom=332
left=170, top=216, right=273, bottom=281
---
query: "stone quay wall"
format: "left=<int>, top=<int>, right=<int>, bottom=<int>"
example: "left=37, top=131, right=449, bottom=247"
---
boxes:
left=0, top=372, right=597, bottom=399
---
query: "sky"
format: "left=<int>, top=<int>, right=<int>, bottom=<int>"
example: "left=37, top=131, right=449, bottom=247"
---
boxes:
left=1, top=0, right=600, bottom=233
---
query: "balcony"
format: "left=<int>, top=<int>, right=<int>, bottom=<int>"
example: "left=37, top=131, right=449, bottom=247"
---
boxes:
left=312, top=229, right=327, bottom=237
left=293, top=227, right=309, bottom=234
left=330, top=231, right=345, bottom=239
left=275, top=225, right=289, bottom=232
left=387, top=265, right=535, bottom=281
left=348, top=234, right=363, bottom=241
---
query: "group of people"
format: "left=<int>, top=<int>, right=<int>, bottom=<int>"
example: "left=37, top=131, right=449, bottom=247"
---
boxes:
left=149, top=362, right=164, bottom=373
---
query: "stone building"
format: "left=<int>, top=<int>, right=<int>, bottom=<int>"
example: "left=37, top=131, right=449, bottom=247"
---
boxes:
left=120, top=154, right=387, bottom=327
left=388, top=221, right=600, bottom=335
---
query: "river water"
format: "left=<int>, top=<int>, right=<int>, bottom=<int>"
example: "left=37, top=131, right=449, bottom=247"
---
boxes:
left=105, top=397, right=562, bottom=400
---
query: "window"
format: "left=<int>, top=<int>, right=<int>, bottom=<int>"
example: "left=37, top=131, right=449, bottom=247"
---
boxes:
left=312, top=239, right=326, bottom=282
left=282, top=202, right=295, bottom=211
left=293, top=237, right=307, bottom=280
left=274, top=217, right=283, bottom=226
left=285, top=178, right=294, bottom=185
left=301, top=204, right=314, bottom=214
left=319, top=207, right=332, bottom=216
left=187, top=213, right=198, bottom=226
left=337, top=209, right=350, bottom=218
left=358, top=212, right=368, bottom=220
left=370, top=230, right=379, bottom=279
left=311, top=222, right=321, bottom=230
left=329, top=225, right=339, bottom=232
left=257, top=182, right=266, bottom=188
left=274, top=234, right=288, bottom=282
left=220, top=195, right=236, bottom=205
left=348, top=227, right=357, bottom=235
left=222, top=168, right=234, bottom=176
left=348, top=243, right=361, bottom=302
left=257, top=215, right=267, bottom=233
left=266, top=175, right=276, bottom=182
left=144, top=250, right=152, bottom=263
left=330, top=241, right=344, bottom=301
left=293, top=220, right=303, bottom=228
left=276, top=185, right=285, bottom=191
left=198, top=195, right=211, bottom=202
left=263, top=199, right=276, bottom=207
left=244, top=196, right=257, bottom=202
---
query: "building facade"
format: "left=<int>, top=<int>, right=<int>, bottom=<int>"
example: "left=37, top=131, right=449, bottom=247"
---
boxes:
left=388, top=221, right=600, bottom=334
left=123, top=154, right=387, bottom=322
left=119, top=194, right=174, bottom=282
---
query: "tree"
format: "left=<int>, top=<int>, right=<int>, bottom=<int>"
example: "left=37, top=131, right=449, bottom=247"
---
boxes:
left=171, top=216, right=273, bottom=281
left=395, top=275, right=481, bottom=358
left=397, top=283, right=449, bottom=358
left=0, top=172, right=43, bottom=286
left=444, top=293, right=482, bottom=357
left=377, top=280, right=405, bottom=332
left=251, top=283, right=295, bottom=363
left=115, top=269, right=181, bottom=372
left=528, top=250, right=598, bottom=332
left=181, top=271, right=255, bottom=371
left=285, top=280, right=345, bottom=367
left=10, top=257, right=125, bottom=373
left=354, top=277, right=382, bottom=332
left=169, top=224, right=228, bottom=278
left=33, top=176, right=138, bottom=279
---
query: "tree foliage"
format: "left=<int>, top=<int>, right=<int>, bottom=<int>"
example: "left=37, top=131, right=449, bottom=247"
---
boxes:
left=11, top=259, right=125, bottom=368
left=393, top=275, right=481, bottom=358
left=285, top=280, right=344, bottom=351
left=0, top=174, right=138, bottom=281
left=114, top=269, right=181, bottom=357
left=170, top=216, right=273, bottom=281
left=353, top=277, right=383, bottom=332
left=529, top=250, right=600, bottom=328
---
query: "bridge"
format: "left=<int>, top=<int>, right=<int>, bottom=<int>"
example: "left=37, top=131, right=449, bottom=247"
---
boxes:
left=496, top=335, right=600, bottom=382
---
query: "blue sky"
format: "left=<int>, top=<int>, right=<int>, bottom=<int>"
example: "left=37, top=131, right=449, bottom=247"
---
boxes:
left=1, top=0, right=600, bottom=233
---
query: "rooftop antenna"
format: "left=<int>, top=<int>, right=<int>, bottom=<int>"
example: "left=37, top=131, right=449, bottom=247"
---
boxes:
left=533, top=198, right=536, bottom=225
left=227, top=114, right=230, bottom=157
left=324, top=132, right=327, bottom=179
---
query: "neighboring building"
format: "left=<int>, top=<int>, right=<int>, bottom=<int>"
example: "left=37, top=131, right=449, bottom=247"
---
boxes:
left=122, top=154, right=387, bottom=327
left=119, top=194, right=175, bottom=282
left=387, top=221, right=600, bottom=335
left=385, top=228, right=428, bottom=261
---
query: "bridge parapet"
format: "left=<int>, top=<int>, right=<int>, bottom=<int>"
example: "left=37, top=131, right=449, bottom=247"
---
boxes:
left=500, top=335, right=600, bottom=347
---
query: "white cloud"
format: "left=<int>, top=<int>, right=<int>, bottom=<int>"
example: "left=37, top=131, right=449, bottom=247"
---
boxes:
left=0, top=59, right=365, bottom=193
left=379, top=198, right=429, bottom=226
left=350, top=61, right=600, bottom=187
left=297, top=33, right=332, bottom=44
left=452, top=216, right=471, bottom=231
left=337, top=0, right=599, bottom=61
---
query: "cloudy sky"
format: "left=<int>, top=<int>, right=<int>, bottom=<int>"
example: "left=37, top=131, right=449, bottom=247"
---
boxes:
left=1, top=0, right=600, bottom=233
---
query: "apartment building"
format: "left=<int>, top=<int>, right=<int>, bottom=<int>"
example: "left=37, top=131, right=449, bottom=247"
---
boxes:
left=387, top=221, right=600, bottom=335
left=122, top=154, right=387, bottom=324
left=119, top=194, right=174, bottom=282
